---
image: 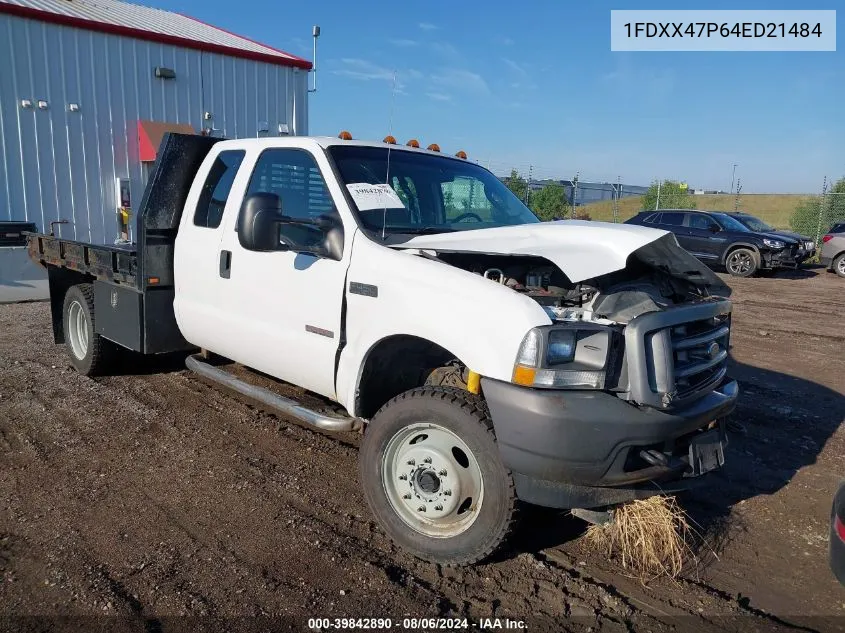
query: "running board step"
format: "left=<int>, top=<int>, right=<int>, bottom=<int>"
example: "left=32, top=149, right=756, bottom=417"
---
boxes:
left=185, top=355, right=360, bottom=432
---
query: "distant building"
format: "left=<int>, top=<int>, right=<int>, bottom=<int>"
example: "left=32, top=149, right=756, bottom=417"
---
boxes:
left=527, top=179, right=649, bottom=207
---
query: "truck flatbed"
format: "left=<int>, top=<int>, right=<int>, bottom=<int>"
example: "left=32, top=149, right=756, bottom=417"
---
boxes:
left=25, top=132, right=221, bottom=355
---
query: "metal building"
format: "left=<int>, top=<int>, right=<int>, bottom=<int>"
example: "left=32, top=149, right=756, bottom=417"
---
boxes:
left=0, top=0, right=312, bottom=300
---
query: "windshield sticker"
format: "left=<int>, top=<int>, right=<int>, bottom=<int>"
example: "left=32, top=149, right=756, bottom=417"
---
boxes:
left=346, top=183, right=407, bottom=211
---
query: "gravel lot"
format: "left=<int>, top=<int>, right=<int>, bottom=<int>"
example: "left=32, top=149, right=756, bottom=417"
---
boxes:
left=1, top=267, right=844, bottom=632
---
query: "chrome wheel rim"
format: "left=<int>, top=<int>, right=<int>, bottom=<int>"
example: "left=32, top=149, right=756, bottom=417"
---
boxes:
left=728, top=251, right=753, bottom=274
left=382, top=423, right=483, bottom=538
left=838, top=258, right=845, bottom=275
left=67, top=300, right=89, bottom=360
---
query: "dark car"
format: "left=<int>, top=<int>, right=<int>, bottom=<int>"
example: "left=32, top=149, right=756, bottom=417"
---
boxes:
left=625, top=209, right=807, bottom=277
left=724, top=212, right=816, bottom=265
left=831, top=482, right=845, bottom=584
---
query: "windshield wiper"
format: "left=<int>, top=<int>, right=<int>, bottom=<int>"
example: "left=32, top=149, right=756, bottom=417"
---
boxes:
left=390, top=226, right=457, bottom=235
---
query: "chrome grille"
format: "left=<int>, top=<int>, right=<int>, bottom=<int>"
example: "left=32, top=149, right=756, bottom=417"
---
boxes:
left=670, top=314, right=730, bottom=402
left=624, top=299, right=733, bottom=410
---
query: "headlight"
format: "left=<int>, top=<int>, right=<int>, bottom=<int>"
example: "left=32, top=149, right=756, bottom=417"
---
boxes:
left=547, top=330, right=576, bottom=365
left=512, top=325, right=614, bottom=389
left=763, top=238, right=785, bottom=249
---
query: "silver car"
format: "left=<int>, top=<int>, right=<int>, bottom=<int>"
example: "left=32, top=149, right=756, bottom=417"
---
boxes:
left=821, top=225, right=845, bottom=278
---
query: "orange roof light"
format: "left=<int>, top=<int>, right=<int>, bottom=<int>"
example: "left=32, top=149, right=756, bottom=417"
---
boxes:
left=338, top=130, right=353, bottom=140
left=406, top=139, right=420, bottom=148
left=383, top=135, right=397, bottom=144
left=427, top=143, right=441, bottom=152
left=455, top=150, right=467, bottom=159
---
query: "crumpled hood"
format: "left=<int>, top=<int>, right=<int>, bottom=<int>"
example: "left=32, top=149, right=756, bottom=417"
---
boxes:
left=391, top=220, right=726, bottom=288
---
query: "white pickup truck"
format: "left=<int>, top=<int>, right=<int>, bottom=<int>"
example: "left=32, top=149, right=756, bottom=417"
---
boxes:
left=27, top=132, right=737, bottom=565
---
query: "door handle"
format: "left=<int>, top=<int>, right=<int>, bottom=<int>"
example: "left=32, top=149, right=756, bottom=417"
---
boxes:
left=219, top=250, right=232, bottom=279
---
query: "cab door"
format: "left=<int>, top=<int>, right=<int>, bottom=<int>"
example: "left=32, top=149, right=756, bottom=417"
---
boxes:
left=174, top=148, right=247, bottom=349
left=212, top=147, right=351, bottom=400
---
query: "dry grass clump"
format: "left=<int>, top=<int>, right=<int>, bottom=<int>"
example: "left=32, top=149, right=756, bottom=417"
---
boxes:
left=584, top=496, right=703, bottom=582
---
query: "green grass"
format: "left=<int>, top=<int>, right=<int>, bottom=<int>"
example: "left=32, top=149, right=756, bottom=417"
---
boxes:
left=580, top=194, right=810, bottom=228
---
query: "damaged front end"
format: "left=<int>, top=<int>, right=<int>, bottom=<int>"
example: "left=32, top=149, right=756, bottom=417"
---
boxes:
left=402, top=231, right=738, bottom=509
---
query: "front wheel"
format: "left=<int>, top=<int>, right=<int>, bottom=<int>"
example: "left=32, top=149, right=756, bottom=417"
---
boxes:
left=360, top=387, right=516, bottom=565
left=726, top=248, right=759, bottom=277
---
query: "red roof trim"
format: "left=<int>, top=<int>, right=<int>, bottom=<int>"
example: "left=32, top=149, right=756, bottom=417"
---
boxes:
left=178, top=12, right=312, bottom=68
left=0, top=1, right=313, bottom=70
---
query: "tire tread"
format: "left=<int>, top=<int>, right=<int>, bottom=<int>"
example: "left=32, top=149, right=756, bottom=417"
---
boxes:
left=63, top=283, right=114, bottom=376
left=366, top=386, right=517, bottom=566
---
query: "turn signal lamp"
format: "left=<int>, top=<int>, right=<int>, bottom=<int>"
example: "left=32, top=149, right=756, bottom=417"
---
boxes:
left=427, top=143, right=441, bottom=152
left=338, top=130, right=353, bottom=140
left=512, top=329, right=540, bottom=386
left=406, top=139, right=420, bottom=148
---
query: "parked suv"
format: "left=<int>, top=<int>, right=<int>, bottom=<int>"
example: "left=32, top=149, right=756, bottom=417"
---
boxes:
left=625, top=209, right=806, bottom=277
left=821, top=227, right=845, bottom=278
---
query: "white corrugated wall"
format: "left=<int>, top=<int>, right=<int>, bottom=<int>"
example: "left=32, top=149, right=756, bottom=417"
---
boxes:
left=0, top=11, right=308, bottom=246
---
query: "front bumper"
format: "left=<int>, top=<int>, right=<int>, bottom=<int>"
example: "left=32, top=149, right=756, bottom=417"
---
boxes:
left=482, top=377, right=738, bottom=509
left=763, top=246, right=815, bottom=268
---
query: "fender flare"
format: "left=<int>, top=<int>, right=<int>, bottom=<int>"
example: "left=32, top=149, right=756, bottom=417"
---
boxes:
left=721, top=242, right=761, bottom=266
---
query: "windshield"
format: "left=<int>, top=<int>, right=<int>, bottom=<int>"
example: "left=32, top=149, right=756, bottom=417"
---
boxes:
left=712, top=213, right=751, bottom=232
left=327, top=145, right=540, bottom=234
left=735, top=214, right=772, bottom=232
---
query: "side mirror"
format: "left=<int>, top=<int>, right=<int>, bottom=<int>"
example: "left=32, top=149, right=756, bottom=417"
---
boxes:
left=278, top=211, right=345, bottom=261
left=237, top=193, right=285, bottom=251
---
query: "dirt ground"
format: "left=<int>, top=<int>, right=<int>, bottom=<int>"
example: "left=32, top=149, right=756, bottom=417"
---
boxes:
left=1, top=266, right=844, bottom=632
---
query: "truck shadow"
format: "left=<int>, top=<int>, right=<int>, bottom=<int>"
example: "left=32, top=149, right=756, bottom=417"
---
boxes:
left=682, top=357, right=845, bottom=552
left=498, top=357, right=845, bottom=562
left=108, top=349, right=193, bottom=376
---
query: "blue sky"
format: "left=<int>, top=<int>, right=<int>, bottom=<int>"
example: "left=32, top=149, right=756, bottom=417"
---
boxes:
left=161, top=0, right=842, bottom=193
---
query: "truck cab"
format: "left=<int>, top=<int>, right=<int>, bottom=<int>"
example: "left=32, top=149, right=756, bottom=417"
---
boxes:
left=29, top=133, right=738, bottom=565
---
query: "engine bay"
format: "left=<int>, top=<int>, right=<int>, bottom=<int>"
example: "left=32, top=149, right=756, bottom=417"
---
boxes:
left=425, top=251, right=712, bottom=325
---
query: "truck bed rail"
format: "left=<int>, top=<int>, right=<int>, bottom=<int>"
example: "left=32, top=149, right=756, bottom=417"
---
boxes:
left=26, top=233, right=137, bottom=286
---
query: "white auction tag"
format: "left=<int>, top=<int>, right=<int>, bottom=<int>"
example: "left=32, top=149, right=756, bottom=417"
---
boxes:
left=346, top=183, right=406, bottom=211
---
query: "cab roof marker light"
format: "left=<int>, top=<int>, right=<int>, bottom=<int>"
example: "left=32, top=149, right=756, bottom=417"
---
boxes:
left=383, top=135, right=397, bottom=144
left=427, top=143, right=440, bottom=152
left=455, top=150, right=467, bottom=159
left=406, top=139, right=420, bottom=148
left=338, top=130, right=352, bottom=140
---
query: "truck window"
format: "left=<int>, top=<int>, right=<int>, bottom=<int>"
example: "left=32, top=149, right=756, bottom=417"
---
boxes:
left=194, top=150, right=245, bottom=229
left=246, top=149, right=333, bottom=221
left=442, top=176, right=493, bottom=221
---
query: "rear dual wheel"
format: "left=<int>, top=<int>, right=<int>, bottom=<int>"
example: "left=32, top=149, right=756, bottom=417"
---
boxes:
left=62, top=284, right=116, bottom=376
left=360, top=387, right=516, bottom=565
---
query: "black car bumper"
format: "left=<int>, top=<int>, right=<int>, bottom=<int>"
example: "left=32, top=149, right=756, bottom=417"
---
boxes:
left=482, top=377, right=738, bottom=509
left=763, top=245, right=815, bottom=268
